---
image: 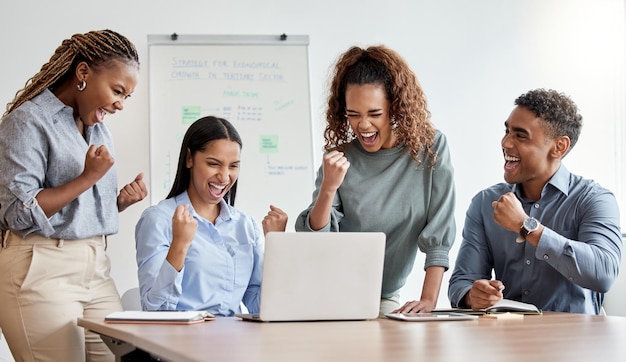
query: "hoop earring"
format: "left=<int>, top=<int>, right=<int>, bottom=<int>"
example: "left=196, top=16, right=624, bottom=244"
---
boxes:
left=391, top=116, right=398, bottom=130
left=347, top=124, right=356, bottom=140
left=77, top=80, right=86, bottom=92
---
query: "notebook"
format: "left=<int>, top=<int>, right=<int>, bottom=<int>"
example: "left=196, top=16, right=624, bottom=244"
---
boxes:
left=236, top=231, right=386, bottom=322
left=105, top=310, right=215, bottom=325
left=431, top=299, right=542, bottom=315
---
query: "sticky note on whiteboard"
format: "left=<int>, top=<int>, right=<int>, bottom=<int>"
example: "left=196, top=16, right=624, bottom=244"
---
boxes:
left=260, top=135, right=279, bottom=153
left=182, top=106, right=201, bottom=125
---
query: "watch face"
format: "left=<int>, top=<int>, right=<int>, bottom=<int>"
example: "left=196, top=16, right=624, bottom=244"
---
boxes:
left=524, top=217, right=539, bottom=231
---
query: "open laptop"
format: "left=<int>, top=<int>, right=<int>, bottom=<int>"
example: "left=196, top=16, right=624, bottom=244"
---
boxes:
left=236, top=231, right=386, bottom=322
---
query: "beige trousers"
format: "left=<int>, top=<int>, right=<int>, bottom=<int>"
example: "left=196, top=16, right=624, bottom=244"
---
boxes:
left=0, top=231, right=122, bottom=362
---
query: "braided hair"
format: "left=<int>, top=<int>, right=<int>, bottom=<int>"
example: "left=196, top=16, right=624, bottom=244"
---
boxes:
left=4, top=29, right=139, bottom=117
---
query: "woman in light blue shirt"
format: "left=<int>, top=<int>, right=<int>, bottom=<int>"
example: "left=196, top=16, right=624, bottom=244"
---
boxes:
left=135, top=116, right=287, bottom=316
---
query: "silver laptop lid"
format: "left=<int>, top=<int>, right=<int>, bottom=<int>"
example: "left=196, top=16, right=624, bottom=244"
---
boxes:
left=257, top=232, right=386, bottom=321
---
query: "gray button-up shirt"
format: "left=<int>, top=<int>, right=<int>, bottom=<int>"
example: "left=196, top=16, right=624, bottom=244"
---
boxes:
left=0, top=89, right=119, bottom=239
left=449, top=165, right=622, bottom=314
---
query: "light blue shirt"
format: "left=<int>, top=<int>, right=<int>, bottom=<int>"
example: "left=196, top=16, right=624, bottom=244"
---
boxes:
left=448, top=165, right=622, bottom=314
left=135, top=192, right=263, bottom=316
left=0, top=89, right=119, bottom=238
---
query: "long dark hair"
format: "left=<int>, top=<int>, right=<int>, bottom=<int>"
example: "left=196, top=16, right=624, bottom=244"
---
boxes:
left=167, top=116, right=242, bottom=206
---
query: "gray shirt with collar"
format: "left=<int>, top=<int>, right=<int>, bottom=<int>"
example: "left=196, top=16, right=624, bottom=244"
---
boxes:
left=0, top=89, right=119, bottom=239
left=448, top=165, right=622, bottom=314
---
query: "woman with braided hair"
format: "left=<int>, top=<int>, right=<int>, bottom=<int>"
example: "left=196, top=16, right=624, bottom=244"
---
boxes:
left=0, top=29, right=147, bottom=361
left=295, top=45, right=456, bottom=315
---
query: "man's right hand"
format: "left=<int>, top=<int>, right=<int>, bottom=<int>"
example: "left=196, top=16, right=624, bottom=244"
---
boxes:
left=464, top=279, right=505, bottom=310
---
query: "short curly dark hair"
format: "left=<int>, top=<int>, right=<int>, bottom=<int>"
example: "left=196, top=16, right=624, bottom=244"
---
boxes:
left=515, top=89, right=583, bottom=151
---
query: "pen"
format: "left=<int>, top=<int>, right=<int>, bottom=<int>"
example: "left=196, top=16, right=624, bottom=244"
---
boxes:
left=496, top=284, right=504, bottom=292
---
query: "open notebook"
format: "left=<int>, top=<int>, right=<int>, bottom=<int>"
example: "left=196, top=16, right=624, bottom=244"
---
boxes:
left=428, top=299, right=542, bottom=315
left=236, top=231, right=386, bottom=322
left=385, top=299, right=541, bottom=322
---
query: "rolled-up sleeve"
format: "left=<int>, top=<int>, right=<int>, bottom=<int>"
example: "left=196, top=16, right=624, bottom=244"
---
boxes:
left=0, top=108, right=54, bottom=236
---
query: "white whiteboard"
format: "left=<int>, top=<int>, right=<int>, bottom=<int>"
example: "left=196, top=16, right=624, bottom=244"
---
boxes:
left=147, top=34, right=315, bottom=230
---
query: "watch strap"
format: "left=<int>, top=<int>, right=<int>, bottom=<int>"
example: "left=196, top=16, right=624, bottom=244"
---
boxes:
left=517, top=217, right=538, bottom=243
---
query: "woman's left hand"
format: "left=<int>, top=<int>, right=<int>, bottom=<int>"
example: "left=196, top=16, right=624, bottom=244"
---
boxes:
left=117, top=172, right=148, bottom=212
left=262, top=205, right=288, bottom=235
left=392, top=299, right=437, bottom=314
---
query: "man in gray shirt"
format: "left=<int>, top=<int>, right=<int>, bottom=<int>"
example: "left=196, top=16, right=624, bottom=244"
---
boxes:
left=448, top=88, right=622, bottom=314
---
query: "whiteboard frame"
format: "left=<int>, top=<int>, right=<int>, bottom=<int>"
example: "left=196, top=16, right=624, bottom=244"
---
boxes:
left=147, top=34, right=310, bottom=46
left=146, top=34, right=316, bottom=230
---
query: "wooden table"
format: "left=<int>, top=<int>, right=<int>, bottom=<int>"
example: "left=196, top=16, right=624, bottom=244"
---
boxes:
left=78, top=313, right=626, bottom=361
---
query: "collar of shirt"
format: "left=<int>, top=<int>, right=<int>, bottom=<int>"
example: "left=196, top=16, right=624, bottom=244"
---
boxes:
left=37, top=88, right=72, bottom=120
left=511, top=164, right=571, bottom=201
left=173, top=191, right=234, bottom=223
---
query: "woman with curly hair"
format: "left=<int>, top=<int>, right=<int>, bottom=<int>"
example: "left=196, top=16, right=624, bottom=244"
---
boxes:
left=295, top=45, right=456, bottom=315
left=0, top=30, right=147, bottom=361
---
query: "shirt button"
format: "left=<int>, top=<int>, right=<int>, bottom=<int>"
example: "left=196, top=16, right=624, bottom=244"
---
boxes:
left=526, top=259, right=531, bottom=265
left=524, top=290, right=529, bottom=296
left=543, top=254, right=549, bottom=260
left=569, top=276, right=574, bottom=281
left=534, top=203, right=539, bottom=208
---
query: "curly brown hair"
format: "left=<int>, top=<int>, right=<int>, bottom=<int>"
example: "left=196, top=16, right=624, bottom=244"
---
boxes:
left=324, top=45, right=436, bottom=166
left=4, top=29, right=139, bottom=117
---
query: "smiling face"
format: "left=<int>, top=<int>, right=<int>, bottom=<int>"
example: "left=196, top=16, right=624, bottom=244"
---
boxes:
left=501, top=106, right=562, bottom=198
left=345, top=83, right=397, bottom=152
left=186, top=139, right=241, bottom=211
left=75, top=59, right=139, bottom=126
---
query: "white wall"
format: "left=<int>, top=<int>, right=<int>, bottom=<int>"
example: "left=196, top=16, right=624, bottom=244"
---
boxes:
left=0, top=0, right=624, bottom=320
